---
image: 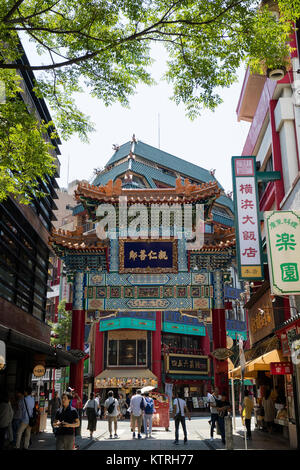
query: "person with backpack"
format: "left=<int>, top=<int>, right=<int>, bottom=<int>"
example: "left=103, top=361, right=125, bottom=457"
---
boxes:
left=143, top=392, right=156, bottom=438
left=130, top=389, right=144, bottom=439
left=104, top=391, right=120, bottom=439
left=15, top=387, right=36, bottom=450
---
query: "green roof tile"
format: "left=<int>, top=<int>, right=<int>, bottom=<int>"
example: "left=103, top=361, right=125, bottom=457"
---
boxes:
left=106, top=140, right=222, bottom=188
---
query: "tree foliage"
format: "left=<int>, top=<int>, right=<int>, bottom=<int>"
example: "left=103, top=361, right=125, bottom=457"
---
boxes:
left=0, top=0, right=299, bottom=201
left=49, top=299, right=72, bottom=348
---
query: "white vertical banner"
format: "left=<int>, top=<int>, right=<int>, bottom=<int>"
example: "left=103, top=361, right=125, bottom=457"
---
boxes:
left=232, top=156, right=263, bottom=280
left=165, top=383, right=173, bottom=411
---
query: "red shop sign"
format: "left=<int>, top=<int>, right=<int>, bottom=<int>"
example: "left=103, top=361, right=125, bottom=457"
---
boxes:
left=270, top=362, right=293, bottom=375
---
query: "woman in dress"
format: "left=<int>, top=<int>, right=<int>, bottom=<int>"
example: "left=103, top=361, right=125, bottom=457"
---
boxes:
left=118, top=394, right=128, bottom=421
left=262, top=389, right=276, bottom=433
left=83, top=393, right=99, bottom=438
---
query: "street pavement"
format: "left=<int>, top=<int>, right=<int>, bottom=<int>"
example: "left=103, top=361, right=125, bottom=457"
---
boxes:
left=25, top=415, right=292, bottom=451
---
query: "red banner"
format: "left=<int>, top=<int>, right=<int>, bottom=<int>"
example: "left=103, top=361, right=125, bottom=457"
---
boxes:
left=270, top=362, right=293, bottom=375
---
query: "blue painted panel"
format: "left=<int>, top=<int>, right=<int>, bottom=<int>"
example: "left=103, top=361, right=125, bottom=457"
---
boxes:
left=100, top=317, right=156, bottom=331
left=162, top=321, right=206, bottom=336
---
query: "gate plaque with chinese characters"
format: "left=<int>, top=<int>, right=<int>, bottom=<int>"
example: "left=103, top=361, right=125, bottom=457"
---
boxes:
left=265, top=211, right=300, bottom=295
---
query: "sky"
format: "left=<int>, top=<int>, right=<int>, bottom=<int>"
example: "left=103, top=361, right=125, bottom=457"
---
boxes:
left=22, top=40, right=251, bottom=194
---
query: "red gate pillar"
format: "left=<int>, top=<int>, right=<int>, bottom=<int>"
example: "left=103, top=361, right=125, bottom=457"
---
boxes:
left=70, top=309, right=85, bottom=400
left=212, top=271, right=228, bottom=395
left=212, top=308, right=228, bottom=394
left=69, top=272, right=85, bottom=401
left=152, top=311, right=162, bottom=389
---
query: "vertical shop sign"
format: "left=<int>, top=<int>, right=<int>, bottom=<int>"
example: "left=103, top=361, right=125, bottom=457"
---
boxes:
left=265, top=211, right=300, bottom=295
left=232, top=157, right=263, bottom=280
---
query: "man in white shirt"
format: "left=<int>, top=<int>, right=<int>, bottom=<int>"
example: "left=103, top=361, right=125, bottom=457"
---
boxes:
left=130, top=389, right=144, bottom=439
left=207, top=388, right=220, bottom=441
left=172, top=392, right=191, bottom=445
left=104, top=391, right=120, bottom=439
left=15, top=387, right=35, bottom=449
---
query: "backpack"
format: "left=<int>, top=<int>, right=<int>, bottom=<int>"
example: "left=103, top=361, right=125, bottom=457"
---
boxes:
left=107, top=399, right=115, bottom=414
left=144, top=397, right=154, bottom=414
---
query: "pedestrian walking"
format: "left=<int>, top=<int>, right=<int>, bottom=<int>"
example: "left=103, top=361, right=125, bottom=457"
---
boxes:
left=104, top=391, right=120, bottom=439
left=49, top=391, right=61, bottom=433
left=207, top=388, right=220, bottom=441
left=143, top=392, right=156, bottom=438
left=172, top=392, right=191, bottom=445
left=242, top=390, right=254, bottom=440
left=11, top=390, right=23, bottom=446
left=53, top=392, right=80, bottom=450
left=83, top=392, right=99, bottom=438
left=15, top=387, right=36, bottom=450
left=130, top=389, right=144, bottom=439
left=262, top=389, right=276, bottom=433
left=71, top=389, right=82, bottom=447
left=0, top=390, right=14, bottom=450
left=216, top=393, right=231, bottom=445
left=118, top=394, right=128, bottom=421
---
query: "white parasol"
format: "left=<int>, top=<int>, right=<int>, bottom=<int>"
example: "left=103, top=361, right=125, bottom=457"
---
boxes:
left=141, top=385, right=155, bottom=394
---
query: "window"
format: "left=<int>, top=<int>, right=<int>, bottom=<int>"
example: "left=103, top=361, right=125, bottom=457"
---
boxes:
left=258, top=155, right=274, bottom=200
left=137, top=340, right=146, bottom=365
left=119, top=340, right=136, bottom=366
left=0, top=281, right=14, bottom=302
left=162, top=334, right=199, bottom=350
left=108, top=340, right=118, bottom=366
left=108, top=339, right=147, bottom=366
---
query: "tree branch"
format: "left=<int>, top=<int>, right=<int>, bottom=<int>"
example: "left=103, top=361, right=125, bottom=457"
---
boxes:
left=0, top=0, right=247, bottom=72
left=4, top=0, right=62, bottom=24
left=2, top=0, right=27, bottom=22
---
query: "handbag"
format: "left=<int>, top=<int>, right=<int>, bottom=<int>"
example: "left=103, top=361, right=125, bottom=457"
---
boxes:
left=24, top=398, right=37, bottom=427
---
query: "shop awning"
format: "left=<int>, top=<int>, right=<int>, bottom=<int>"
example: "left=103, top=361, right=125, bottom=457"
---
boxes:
left=94, top=368, right=158, bottom=388
left=0, top=324, right=80, bottom=367
left=229, top=349, right=285, bottom=379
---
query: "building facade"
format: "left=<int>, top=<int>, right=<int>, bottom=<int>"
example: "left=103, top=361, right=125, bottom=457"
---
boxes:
left=232, top=21, right=300, bottom=448
left=0, top=47, right=78, bottom=396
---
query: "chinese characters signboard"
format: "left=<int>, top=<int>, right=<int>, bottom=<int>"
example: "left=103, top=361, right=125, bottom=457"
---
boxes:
left=248, top=290, right=275, bottom=346
left=119, top=240, right=178, bottom=273
left=232, top=157, right=263, bottom=280
left=166, top=354, right=209, bottom=375
left=265, top=211, right=300, bottom=295
left=270, top=362, right=293, bottom=375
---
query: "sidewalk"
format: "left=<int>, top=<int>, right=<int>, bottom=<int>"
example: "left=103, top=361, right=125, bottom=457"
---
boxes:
left=196, top=416, right=292, bottom=451
left=27, top=417, right=106, bottom=450
left=12, top=416, right=294, bottom=451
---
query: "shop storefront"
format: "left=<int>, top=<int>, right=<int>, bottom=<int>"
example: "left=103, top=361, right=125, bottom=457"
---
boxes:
left=229, top=283, right=296, bottom=445
left=164, top=351, right=211, bottom=412
left=275, top=314, right=300, bottom=449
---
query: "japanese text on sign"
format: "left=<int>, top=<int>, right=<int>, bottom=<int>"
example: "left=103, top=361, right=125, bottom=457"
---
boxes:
left=265, top=211, right=300, bottom=295
left=232, top=157, right=263, bottom=280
